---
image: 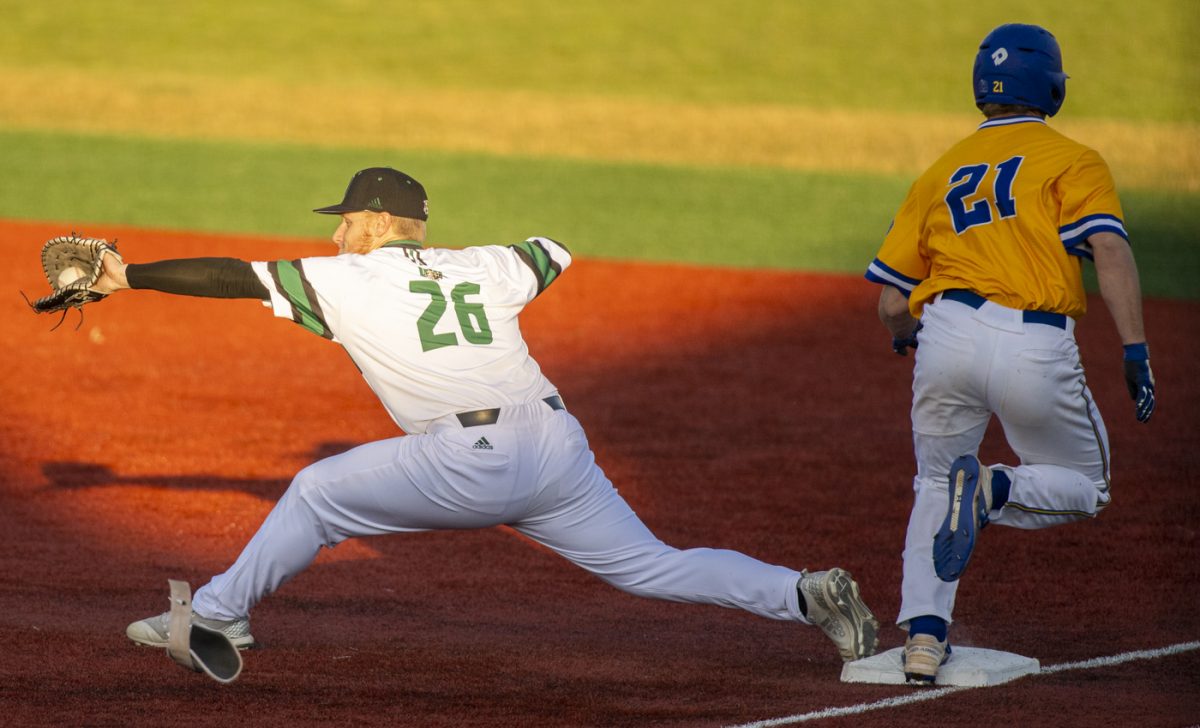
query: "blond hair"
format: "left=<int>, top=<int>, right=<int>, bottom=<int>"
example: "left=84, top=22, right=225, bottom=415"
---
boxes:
left=389, top=215, right=427, bottom=242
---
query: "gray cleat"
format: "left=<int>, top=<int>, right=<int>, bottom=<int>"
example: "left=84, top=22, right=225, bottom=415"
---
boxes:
left=798, top=568, right=880, bottom=662
left=127, top=610, right=259, bottom=650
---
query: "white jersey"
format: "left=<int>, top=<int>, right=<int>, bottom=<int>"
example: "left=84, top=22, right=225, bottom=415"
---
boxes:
left=250, top=237, right=571, bottom=434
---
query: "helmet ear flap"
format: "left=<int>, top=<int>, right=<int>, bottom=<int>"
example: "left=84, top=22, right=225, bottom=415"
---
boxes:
left=1043, top=70, right=1068, bottom=116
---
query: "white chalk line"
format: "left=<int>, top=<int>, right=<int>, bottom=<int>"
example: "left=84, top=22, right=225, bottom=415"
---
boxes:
left=1038, top=640, right=1200, bottom=673
left=726, top=640, right=1200, bottom=727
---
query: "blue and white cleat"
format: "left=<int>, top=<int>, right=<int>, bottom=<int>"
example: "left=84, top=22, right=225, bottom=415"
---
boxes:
left=933, top=455, right=993, bottom=582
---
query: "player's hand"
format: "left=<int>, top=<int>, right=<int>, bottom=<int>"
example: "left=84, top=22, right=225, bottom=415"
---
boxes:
left=92, top=251, right=130, bottom=294
left=1122, top=343, right=1156, bottom=423
left=891, top=321, right=923, bottom=356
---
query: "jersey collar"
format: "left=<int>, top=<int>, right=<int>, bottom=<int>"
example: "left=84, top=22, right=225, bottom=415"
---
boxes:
left=381, top=239, right=423, bottom=250
left=978, top=115, right=1046, bottom=130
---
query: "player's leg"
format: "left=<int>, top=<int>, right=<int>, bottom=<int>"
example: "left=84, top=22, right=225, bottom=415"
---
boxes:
left=514, top=452, right=803, bottom=621
left=190, top=429, right=525, bottom=621
left=510, top=411, right=879, bottom=662
left=898, top=297, right=995, bottom=625
left=898, top=426, right=991, bottom=624
left=988, top=327, right=1111, bottom=529
left=898, top=297, right=995, bottom=680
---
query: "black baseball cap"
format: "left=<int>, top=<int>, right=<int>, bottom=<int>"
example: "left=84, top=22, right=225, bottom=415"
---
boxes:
left=313, top=167, right=429, bottom=220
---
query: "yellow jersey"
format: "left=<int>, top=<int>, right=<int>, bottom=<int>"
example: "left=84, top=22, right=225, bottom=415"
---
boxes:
left=865, top=115, right=1127, bottom=318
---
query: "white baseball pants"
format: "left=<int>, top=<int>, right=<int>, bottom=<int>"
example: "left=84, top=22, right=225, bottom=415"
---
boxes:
left=897, top=294, right=1111, bottom=627
left=193, top=400, right=805, bottom=624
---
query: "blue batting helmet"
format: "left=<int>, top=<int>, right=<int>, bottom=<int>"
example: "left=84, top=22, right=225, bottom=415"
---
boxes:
left=972, top=23, right=1068, bottom=116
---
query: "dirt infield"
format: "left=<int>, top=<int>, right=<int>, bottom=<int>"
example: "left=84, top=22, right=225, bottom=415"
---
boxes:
left=2, top=219, right=1197, bottom=727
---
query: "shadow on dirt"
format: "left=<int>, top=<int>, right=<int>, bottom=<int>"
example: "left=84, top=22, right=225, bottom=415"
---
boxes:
left=40, top=441, right=363, bottom=496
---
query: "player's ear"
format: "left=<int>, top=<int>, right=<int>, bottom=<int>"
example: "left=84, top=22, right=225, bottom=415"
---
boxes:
left=372, top=211, right=393, bottom=238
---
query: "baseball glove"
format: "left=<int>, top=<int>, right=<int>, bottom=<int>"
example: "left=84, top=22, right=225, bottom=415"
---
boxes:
left=26, top=233, right=122, bottom=318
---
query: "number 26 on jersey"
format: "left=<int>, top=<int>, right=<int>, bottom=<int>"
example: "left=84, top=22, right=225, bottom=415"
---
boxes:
left=409, top=280, right=494, bottom=352
left=944, top=156, right=1024, bottom=234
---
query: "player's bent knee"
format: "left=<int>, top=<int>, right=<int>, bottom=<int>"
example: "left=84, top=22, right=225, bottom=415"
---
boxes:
left=282, top=466, right=345, bottom=547
left=287, top=466, right=323, bottom=506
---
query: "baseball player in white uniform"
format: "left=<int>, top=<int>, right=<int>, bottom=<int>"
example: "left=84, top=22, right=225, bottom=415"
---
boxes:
left=865, top=25, right=1156, bottom=683
left=98, top=167, right=880, bottom=667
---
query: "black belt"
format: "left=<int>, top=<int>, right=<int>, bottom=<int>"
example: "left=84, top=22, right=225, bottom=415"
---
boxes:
left=941, top=289, right=1067, bottom=329
left=455, top=395, right=565, bottom=427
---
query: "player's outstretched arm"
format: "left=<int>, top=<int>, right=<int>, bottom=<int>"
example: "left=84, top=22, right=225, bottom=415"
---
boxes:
left=95, top=253, right=268, bottom=300
left=1091, top=231, right=1156, bottom=422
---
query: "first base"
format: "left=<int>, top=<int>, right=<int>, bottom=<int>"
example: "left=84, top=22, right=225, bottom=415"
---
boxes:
left=841, top=646, right=1039, bottom=687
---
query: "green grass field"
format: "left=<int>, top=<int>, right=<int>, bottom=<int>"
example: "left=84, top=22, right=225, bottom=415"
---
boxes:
left=1, top=1, right=1196, bottom=297
left=3, top=1, right=1195, bottom=120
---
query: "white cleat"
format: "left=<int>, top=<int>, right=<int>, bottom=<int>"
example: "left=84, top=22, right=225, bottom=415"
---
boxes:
left=799, top=568, right=880, bottom=662
left=903, top=633, right=950, bottom=684
left=127, top=610, right=259, bottom=650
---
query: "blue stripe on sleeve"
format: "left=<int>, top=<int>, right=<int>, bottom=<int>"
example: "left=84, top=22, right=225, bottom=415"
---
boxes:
left=1060, top=213, right=1128, bottom=248
left=864, top=258, right=921, bottom=296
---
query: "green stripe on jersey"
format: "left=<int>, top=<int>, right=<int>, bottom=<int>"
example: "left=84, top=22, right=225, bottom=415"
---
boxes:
left=272, top=259, right=331, bottom=338
left=509, top=239, right=561, bottom=293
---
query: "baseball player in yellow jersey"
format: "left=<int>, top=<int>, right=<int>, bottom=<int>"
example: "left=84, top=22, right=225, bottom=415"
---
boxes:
left=90, top=167, right=879, bottom=673
left=865, top=24, right=1156, bottom=684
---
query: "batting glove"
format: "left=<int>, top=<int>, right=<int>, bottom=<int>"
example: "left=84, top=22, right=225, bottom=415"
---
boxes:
left=892, top=321, right=923, bottom=356
left=1122, top=343, right=1156, bottom=423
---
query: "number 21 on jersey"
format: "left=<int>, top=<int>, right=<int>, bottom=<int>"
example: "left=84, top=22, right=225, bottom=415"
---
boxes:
left=944, top=156, right=1024, bottom=234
